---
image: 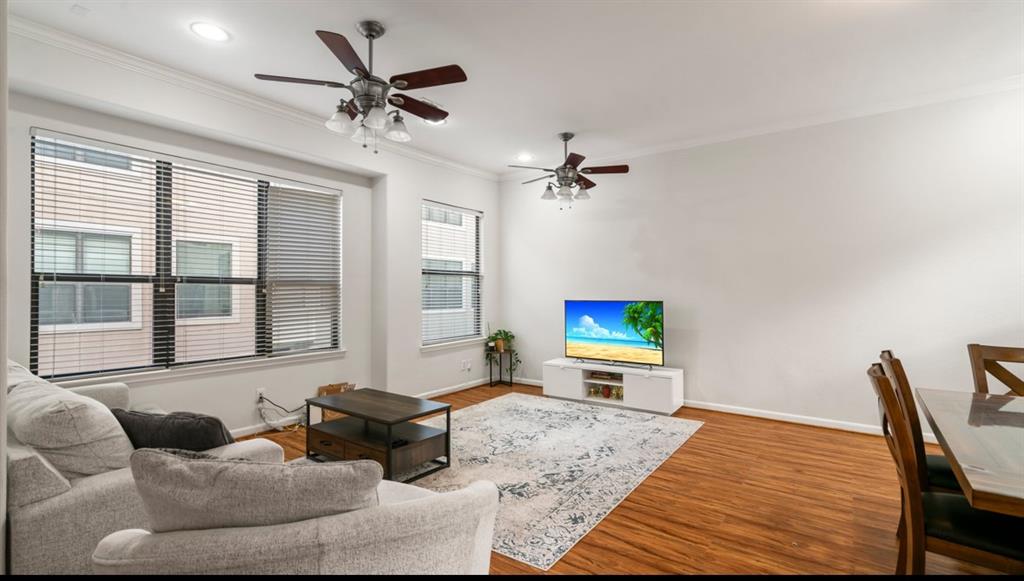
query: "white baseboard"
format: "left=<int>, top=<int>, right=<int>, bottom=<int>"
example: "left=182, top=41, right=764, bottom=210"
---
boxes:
left=513, top=377, right=543, bottom=387
left=414, top=376, right=491, bottom=399
left=231, top=414, right=301, bottom=438
left=514, top=377, right=937, bottom=444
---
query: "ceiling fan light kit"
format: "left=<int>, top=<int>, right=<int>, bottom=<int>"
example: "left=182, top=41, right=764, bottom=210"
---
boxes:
left=510, top=132, right=630, bottom=206
left=324, top=105, right=352, bottom=133
left=255, top=20, right=467, bottom=153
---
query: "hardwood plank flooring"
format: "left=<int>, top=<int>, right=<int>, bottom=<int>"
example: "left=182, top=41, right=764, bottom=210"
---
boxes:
left=242, top=384, right=997, bottom=574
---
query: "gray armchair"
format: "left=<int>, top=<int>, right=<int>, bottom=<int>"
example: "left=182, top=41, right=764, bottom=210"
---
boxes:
left=92, top=480, right=500, bottom=575
left=5, top=363, right=284, bottom=574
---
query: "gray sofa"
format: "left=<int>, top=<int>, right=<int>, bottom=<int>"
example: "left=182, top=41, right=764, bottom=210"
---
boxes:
left=92, top=480, right=500, bottom=574
left=5, top=364, right=285, bottom=575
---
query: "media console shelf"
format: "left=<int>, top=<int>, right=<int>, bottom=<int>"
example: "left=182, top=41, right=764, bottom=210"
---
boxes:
left=542, top=357, right=684, bottom=415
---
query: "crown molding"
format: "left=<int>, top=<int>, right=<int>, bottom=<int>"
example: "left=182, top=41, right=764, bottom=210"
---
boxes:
left=8, top=16, right=498, bottom=182
left=501, top=73, right=1024, bottom=183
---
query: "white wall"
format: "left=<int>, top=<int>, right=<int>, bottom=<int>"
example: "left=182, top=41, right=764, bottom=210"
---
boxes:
left=1, top=0, right=10, bottom=570
left=499, top=89, right=1024, bottom=431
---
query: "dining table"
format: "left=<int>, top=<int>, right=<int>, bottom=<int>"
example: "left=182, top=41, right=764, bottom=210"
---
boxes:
left=916, top=388, right=1024, bottom=517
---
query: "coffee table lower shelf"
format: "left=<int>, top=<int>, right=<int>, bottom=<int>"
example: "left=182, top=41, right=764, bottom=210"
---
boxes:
left=306, top=416, right=449, bottom=483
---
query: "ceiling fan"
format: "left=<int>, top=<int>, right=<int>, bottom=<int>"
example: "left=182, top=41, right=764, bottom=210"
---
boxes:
left=255, top=21, right=467, bottom=153
left=510, top=133, right=629, bottom=204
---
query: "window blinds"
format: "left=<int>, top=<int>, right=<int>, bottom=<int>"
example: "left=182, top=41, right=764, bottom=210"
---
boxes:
left=421, top=201, right=482, bottom=345
left=30, top=131, right=342, bottom=379
left=267, top=186, right=342, bottom=354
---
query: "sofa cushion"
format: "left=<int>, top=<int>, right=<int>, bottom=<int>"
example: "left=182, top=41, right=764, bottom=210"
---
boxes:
left=6, top=360, right=47, bottom=392
left=112, top=409, right=234, bottom=451
left=5, top=434, right=72, bottom=508
left=7, top=378, right=134, bottom=479
left=131, top=449, right=382, bottom=532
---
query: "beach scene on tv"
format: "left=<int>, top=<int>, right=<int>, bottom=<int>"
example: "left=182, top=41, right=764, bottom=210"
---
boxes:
left=565, top=300, right=664, bottom=365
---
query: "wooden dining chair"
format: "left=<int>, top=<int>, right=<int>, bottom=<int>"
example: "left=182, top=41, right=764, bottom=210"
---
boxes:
left=879, top=351, right=961, bottom=493
left=967, top=344, right=1024, bottom=396
left=867, top=364, right=1024, bottom=575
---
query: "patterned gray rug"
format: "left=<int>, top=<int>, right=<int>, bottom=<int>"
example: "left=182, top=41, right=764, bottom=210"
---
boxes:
left=409, top=392, right=702, bottom=571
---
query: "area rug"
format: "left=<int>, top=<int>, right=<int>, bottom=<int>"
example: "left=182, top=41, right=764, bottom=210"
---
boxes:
left=409, top=392, right=702, bottom=571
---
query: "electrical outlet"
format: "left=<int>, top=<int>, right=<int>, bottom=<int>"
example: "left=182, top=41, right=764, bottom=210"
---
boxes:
left=465, top=360, right=472, bottom=372
left=256, top=387, right=266, bottom=402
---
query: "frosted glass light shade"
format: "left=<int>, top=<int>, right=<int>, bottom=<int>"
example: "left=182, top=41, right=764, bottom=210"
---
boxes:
left=364, top=106, right=388, bottom=129
left=384, top=116, right=412, bottom=142
left=556, top=185, right=573, bottom=199
left=540, top=184, right=556, bottom=200
left=325, top=108, right=351, bottom=134
left=350, top=124, right=371, bottom=143
left=574, top=187, right=591, bottom=200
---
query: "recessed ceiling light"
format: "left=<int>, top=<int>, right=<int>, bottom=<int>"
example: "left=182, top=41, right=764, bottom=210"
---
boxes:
left=515, top=152, right=534, bottom=162
left=190, top=21, right=231, bottom=42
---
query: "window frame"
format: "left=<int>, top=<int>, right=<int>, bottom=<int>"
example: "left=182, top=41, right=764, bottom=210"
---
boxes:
left=420, top=201, right=483, bottom=347
left=35, top=221, right=143, bottom=334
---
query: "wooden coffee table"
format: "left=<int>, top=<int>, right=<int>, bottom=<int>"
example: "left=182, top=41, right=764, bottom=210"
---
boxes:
left=304, top=388, right=451, bottom=482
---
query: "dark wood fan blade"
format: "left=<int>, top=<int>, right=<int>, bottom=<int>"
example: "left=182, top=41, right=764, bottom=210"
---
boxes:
left=315, top=30, right=368, bottom=76
left=508, top=164, right=557, bottom=172
left=522, top=174, right=554, bottom=185
left=344, top=100, right=359, bottom=120
left=577, top=175, right=597, bottom=190
left=388, top=94, right=449, bottom=122
left=581, top=164, right=629, bottom=174
left=565, top=152, right=585, bottom=169
left=390, top=65, right=467, bottom=90
left=255, top=74, right=347, bottom=88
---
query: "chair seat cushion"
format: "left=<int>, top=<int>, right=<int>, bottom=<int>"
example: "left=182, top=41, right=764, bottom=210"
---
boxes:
left=925, top=454, right=962, bottom=491
left=922, top=492, right=1024, bottom=561
left=131, top=449, right=383, bottom=532
left=112, top=409, right=234, bottom=451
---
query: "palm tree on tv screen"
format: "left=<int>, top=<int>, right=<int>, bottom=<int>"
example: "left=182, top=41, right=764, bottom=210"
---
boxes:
left=622, top=302, right=663, bottom=349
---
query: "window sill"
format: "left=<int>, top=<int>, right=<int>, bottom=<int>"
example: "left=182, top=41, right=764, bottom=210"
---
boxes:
left=55, top=348, right=348, bottom=388
left=420, top=337, right=487, bottom=353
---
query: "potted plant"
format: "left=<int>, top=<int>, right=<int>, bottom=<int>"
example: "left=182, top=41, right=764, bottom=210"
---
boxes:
left=485, top=329, right=522, bottom=381
left=490, top=329, right=514, bottom=353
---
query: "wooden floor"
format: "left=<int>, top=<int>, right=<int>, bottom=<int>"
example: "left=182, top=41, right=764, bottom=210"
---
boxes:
left=244, top=384, right=996, bottom=574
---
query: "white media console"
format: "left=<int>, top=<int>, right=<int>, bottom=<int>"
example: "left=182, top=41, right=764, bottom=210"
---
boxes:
left=542, top=357, right=684, bottom=415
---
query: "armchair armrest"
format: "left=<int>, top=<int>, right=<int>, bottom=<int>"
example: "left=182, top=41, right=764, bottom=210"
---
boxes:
left=205, top=438, right=285, bottom=464
left=10, top=467, right=149, bottom=574
left=67, top=382, right=130, bottom=410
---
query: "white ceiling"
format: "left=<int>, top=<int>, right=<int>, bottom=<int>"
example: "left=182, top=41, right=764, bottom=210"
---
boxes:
left=9, top=0, right=1023, bottom=175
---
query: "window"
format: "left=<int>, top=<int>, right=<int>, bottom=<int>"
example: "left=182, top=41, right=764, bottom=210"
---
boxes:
left=422, top=259, right=463, bottom=310
left=176, top=241, right=233, bottom=319
left=267, top=186, right=342, bottom=353
left=422, top=205, right=463, bottom=226
left=421, top=201, right=482, bottom=345
left=30, top=132, right=342, bottom=379
left=33, top=140, right=133, bottom=170
left=36, top=229, right=134, bottom=327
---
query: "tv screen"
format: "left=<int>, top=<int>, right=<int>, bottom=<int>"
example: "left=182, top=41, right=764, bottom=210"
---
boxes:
left=564, top=300, right=664, bottom=366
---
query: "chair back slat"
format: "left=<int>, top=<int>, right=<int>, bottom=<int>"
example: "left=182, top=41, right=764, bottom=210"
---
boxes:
left=968, top=344, right=1024, bottom=395
left=867, top=363, right=926, bottom=573
left=880, top=350, right=930, bottom=489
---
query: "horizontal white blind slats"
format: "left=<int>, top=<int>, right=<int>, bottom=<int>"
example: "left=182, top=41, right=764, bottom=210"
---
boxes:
left=421, top=202, right=482, bottom=345
left=31, top=133, right=342, bottom=379
left=267, top=187, right=341, bottom=354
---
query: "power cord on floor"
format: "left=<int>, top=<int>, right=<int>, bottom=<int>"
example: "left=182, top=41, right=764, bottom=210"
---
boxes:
left=256, top=394, right=306, bottom=432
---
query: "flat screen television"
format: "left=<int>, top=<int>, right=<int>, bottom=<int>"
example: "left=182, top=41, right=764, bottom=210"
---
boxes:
left=564, top=300, right=664, bottom=366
